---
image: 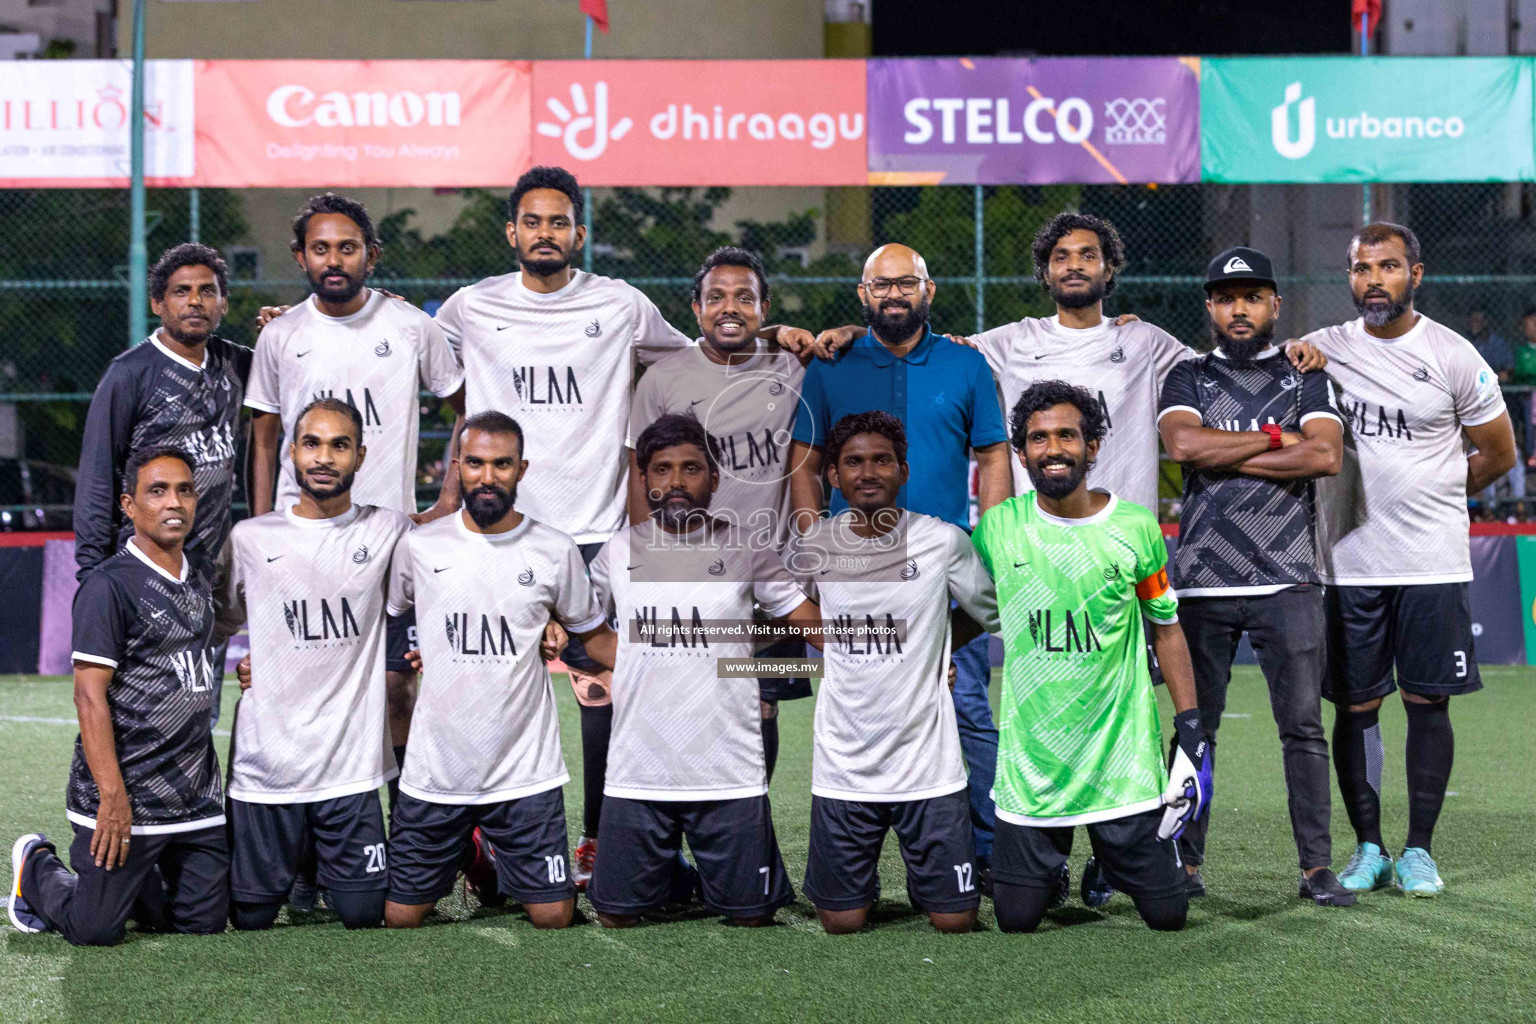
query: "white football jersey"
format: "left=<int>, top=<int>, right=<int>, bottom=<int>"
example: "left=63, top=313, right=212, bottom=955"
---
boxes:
left=629, top=341, right=806, bottom=551
left=225, top=504, right=411, bottom=803
left=591, top=520, right=807, bottom=801
left=1306, top=315, right=1505, bottom=585
left=387, top=512, right=605, bottom=804
left=787, top=511, right=999, bottom=802
left=971, top=315, right=1194, bottom=513
left=437, top=270, right=692, bottom=544
left=245, top=291, right=465, bottom=514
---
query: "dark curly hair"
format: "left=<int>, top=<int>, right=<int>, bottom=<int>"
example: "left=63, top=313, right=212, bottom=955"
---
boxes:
left=636, top=411, right=721, bottom=476
left=122, top=444, right=196, bottom=498
left=508, top=165, right=583, bottom=223
left=692, top=246, right=770, bottom=306
left=292, top=192, right=379, bottom=253
left=1009, top=380, right=1108, bottom=451
left=1031, top=212, right=1127, bottom=297
left=826, top=410, right=907, bottom=469
left=148, top=243, right=228, bottom=303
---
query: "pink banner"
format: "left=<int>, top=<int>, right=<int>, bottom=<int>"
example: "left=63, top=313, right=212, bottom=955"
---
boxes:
left=192, top=60, right=532, bottom=188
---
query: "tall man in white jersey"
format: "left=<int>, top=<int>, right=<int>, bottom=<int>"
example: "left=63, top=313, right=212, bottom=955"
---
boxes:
left=628, top=247, right=808, bottom=785
left=587, top=413, right=823, bottom=927
left=245, top=193, right=467, bottom=815
left=223, top=398, right=413, bottom=930
left=384, top=412, right=617, bottom=930
left=1298, top=223, right=1515, bottom=897
left=788, top=411, right=998, bottom=934
left=434, top=166, right=815, bottom=887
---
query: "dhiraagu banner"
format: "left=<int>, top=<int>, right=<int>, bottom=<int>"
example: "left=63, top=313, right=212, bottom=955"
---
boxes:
left=1201, top=57, right=1535, bottom=183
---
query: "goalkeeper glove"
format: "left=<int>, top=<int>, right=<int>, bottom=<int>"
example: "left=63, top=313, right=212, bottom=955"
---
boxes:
left=1157, top=709, right=1212, bottom=841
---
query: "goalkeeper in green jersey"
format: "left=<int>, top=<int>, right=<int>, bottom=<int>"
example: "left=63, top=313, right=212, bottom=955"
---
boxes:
left=971, top=380, right=1211, bottom=933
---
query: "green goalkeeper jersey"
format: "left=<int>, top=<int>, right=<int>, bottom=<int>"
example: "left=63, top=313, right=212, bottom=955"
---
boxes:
left=971, top=492, right=1179, bottom=826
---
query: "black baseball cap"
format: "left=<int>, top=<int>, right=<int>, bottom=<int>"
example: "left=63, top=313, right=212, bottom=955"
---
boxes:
left=1204, top=246, right=1278, bottom=293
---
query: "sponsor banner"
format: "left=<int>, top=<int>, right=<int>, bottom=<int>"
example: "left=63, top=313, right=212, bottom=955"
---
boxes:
left=192, top=60, right=532, bottom=188
left=1202, top=57, right=1536, bottom=183
left=866, top=57, right=1201, bottom=185
left=0, top=60, right=195, bottom=186
left=1473, top=536, right=1524, bottom=666
left=1514, top=536, right=1536, bottom=665
left=530, top=60, right=866, bottom=186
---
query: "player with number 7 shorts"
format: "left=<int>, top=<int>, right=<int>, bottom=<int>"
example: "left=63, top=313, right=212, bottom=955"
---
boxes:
left=970, top=381, right=1209, bottom=934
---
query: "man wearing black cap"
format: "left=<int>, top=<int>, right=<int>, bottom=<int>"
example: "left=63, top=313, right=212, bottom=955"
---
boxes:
left=1156, top=247, right=1354, bottom=906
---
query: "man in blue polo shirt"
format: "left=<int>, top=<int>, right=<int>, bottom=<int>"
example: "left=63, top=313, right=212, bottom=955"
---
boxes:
left=789, top=242, right=1011, bottom=886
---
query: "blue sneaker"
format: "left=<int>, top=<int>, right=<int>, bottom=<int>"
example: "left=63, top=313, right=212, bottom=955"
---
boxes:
left=1394, top=847, right=1444, bottom=897
left=9, top=833, right=50, bottom=934
left=1080, top=856, right=1115, bottom=908
left=1338, top=842, right=1394, bottom=892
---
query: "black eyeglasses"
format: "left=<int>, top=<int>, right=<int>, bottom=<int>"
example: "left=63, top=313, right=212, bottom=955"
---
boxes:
left=862, top=276, right=927, bottom=297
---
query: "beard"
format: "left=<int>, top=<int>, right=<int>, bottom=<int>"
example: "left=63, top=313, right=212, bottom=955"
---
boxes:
left=862, top=294, right=931, bottom=342
left=297, top=467, right=356, bottom=503
left=463, top=481, right=516, bottom=528
left=518, top=244, right=572, bottom=278
left=307, top=265, right=367, bottom=304
left=1026, top=454, right=1089, bottom=500
left=1047, top=272, right=1108, bottom=311
left=1353, top=281, right=1414, bottom=328
left=1210, top=318, right=1276, bottom=363
left=647, top=486, right=711, bottom=531
left=161, top=313, right=217, bottom=346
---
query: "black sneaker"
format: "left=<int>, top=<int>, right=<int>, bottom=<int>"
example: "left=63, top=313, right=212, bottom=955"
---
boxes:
left=974, top=858, right=993, bottom=900
left=1299, top=868, right=1357, bottom=907
left=1082, top=856, right=1115, bottom=908
left=1184, top=870, right=1207, bottom=898
left=1045, top=862, right=1070, bottom=909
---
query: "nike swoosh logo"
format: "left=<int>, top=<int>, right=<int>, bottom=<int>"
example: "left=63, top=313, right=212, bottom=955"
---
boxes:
left=1013, top=561, right=1029, bottom=568
left=1033, top=354, right=1047, bottom=360
left=497, top=325, right=514, bottom=332
left=626, top=565, right=642, bottom=570
left=433, top=566, right=451, bottom=573
left=689, top=399, right=706, bottom=407
left=296, top=351, right=311, bottom=358
left=266, top=556, right=283, bottom=563
left=820, top=569, right=833, bottom=575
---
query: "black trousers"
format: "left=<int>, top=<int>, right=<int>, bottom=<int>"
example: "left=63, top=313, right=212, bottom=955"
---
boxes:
left=1177, top=586, right=1332, bottom=871
left=21, top=823, right=229, bottom=947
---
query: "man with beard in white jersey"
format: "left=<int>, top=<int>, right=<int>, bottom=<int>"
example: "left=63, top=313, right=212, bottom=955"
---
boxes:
left=788, top=411, right=999, bottom=934
left=383, top=412, right=617, bottom=930
left=1292, top=223, right=1515, bottom=898
left=223, top=398, right=412, bottom=930
left=587, top=413, right=823, bottom=928
left=246, top=193, right=466, bottom=834
left=435, top=166, right=817, bottom=889
left=627, top=246, right=808, bottom=786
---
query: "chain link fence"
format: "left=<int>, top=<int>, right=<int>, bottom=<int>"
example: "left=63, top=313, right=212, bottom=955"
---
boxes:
left=4, top=182, right=1536, bottom=525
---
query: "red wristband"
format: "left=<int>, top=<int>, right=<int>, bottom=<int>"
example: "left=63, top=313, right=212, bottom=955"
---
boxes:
left=1261, top=423, right=1283, bottom=450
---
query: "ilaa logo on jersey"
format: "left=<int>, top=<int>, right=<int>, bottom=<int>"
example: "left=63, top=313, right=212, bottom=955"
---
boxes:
left=1281, top=371, right=1302, bottom=390
left=1413, top=366, right=1430, bottom=382
left=900, top=558, right=920, bottom=581
left=1223, top=255, right=1253, bottom=274
left=353, top=544, right=370, bottom=564
left=375, top=339, right=392, bottom=357
left=518, top=568, right=536, bottom=586
left=1109, top=345, right=1126, bottom=364
left=707, top=558, right=726, bottom=576
left=585, top=319, right=602, bottom=337
left=1104, top=563, right=1122, bottom=582
left=768, top=380, right=785, bottom=396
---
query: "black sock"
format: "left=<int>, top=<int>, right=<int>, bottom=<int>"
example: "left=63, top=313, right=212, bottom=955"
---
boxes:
left=1332, top=706, right=1385, bottom=849
left=762, top=715, right=780, bottom=785
left=388, top=745, right=406, bottom=812
left=1132, top=892, right=1188, bottom=932
left=580, top=704, right=613, bottom=838
left=231, top=901, right=282, bottom=931
left=1404, top=699, right=1454, bottom=854
left=992, top=883, right=1051, bottom=934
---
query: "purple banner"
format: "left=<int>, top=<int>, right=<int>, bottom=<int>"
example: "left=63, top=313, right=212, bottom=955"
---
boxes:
left=867, top=57, right=1201, bottom=185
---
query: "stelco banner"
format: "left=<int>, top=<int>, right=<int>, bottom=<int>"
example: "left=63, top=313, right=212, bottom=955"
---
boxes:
left=1201, top=56, right=1536, bottom=183
left=866, top=57, right=1201, bottom=185
left=193, top=60, right=532, bottom=188
left=530, top=60, right=867, bottom=186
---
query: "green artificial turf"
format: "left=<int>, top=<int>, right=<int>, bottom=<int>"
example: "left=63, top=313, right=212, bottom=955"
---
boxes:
left=2, top=668, right=1533, bottom=1023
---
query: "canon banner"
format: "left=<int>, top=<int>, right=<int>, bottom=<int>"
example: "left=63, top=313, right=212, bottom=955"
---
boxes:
left=530, top=60, right=867, bottom=186
left=865, top=57, right=1201, bottom=185
left=1202, top=57, right=1536, bottom=183
left=0, top=60, right=195, bottom=186
left=192, top=60, right=532, bottom=188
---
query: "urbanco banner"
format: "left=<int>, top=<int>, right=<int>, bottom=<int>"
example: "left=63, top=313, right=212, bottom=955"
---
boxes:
left=530, top=60, right=867, bottom=186
left=192, top=60, right=533, bottom=188
left=1201, top=57, right=1536, bottom=183
left=866, top=57, right=1201, bottom=185
left=0, top=60, right=195, bottom=186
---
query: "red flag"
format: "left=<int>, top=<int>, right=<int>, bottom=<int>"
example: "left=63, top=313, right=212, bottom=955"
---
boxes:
left=1351, top=0, right=1381, bottom=36
left=580, top=0, right=610, bottom=33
